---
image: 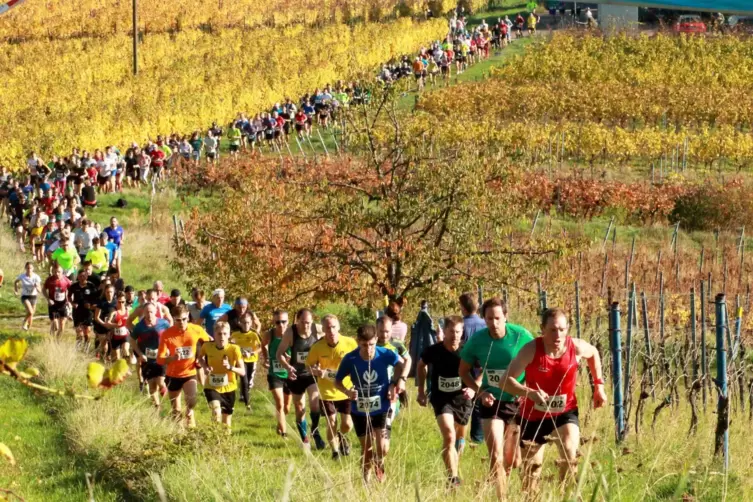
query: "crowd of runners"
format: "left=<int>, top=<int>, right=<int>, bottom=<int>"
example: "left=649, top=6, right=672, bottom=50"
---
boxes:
left=4, top=221, right=606, bottom=494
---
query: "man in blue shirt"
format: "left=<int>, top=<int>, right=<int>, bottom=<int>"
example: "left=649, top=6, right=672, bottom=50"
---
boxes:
left=104, top=217, right=125, bottom=248
left=459, top=292, right=490, bottom=444
left=335, top=325, right=408, bottom=483
left=199, top=288, right=231, bottom=336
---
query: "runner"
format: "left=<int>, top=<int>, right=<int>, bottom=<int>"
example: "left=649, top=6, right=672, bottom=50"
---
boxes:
left=334, top=325, right=408, bottom=483
left=130, top=303, right=170, bottom=406
left=262, top=309, right=292, bottom=438
left=220, top=296, right=254, bottom=332
left=105, top=292, right=131, bottom=360
left=50, top=238, right=80, bottom=279
left=199, top=289, right=232, bottom=337
left=231, top=311, right=262, bottom=411
left=42, top=262, right=72, bottom=339
left=502, top=308, right=606, bottom=492
left=375, top=315, right=412, bottom=421
left=198, top=321, right=245, bottom=433
left=306, top=314, right=357, bottom=459
left=459, top=291, right=488, bottom=444
left=276, top=308, right=326, bottom=450
left=126, top=289, right=173, bottom=326
left=93, top=283, right=117, bottom=359
left=13, top=262, right=42, bottom=331
left=417, top=316, right=473, bottom=487
left=458, top=297, right=533, bottom=498
left=156, top=305, right=212, bottom=428
left=68, top=269, right=97, bottom=351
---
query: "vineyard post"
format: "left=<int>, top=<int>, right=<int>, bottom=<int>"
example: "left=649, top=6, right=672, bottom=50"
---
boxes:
left=530, top=209, right=541, bottom=240
left=609, top=302, right=625, bottom=443
left=132, top=0, right=138, bottom=76
left=602, top=216, right=615, bottom=251
left=575, top=281, right=581, bottom=339
left=651, top=162, right=655, bottom=184
left=701, top=280, right=707, bottom=409
left=699, top=248, right=705, bottom=276
left=713, top=293, right=729, bottom=470
left=600, top=254, right=609, bottom=296
left=732, top=304, right=742, bottom=362
left=691, top=287, right=697, bottom=381
left=625, top=285, right=634, bottom=416
left=641, top=292, right=656, bottom=399
left=477, top=284, right=484, bottom=309
left=316, top=128, right=330, bottom=157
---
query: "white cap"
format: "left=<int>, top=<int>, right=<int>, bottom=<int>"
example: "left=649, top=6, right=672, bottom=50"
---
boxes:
left=212, top=288, right=225, bottom=297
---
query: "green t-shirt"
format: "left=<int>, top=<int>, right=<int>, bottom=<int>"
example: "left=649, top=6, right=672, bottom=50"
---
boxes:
left=85, top=247, right=110, bottom=271
left=227, top=127, right=242, bottom=146
left=459, top=324, right=533, bottom=401
left=268, top=333, right=289, bottom=378
left=51, top=247, right=78, bottom=272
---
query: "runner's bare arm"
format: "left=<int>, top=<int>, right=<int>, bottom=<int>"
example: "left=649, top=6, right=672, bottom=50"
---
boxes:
left=391, top=357, right=408, bottom=394
left=161, top=305, right=174, bottom=326
left=458, top=360, right=478, bottom=393
left=129, top=335, right=145, bottom=360
left=276, top=330, right=295, bottom=372
left=260, top=331, right=270, bottom=364
left=125, top=307, right=140, bottom=330
left=500, top=341, right=537, bottom=398
left=415, top=359, right=428, bottom=405
left=573, top=338, right=607, bottom=408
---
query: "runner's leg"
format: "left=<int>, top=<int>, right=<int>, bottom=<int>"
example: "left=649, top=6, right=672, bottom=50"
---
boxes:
left=483, top=418, right=507, bottom=498
left=437, top=414, right=459, bottom=479
left=183, top=379, right=198, bottom=428
left=553, top=423, right=580, bottom=484
left=271, top=387, right=287, bottom=436
left=521, top=441, right=546, bottom=493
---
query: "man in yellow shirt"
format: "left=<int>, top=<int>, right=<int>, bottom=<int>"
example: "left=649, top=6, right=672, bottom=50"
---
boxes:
left=306, top=314, right=357, bottom=459
left=231, top=311, right=262, bottom=411
left=84, top=236, right=110, bottom=275
left=198, top=321, right=245, bottom=432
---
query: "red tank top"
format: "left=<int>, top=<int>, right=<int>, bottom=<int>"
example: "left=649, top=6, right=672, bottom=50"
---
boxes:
left=521, top=337, right=578, bottom=420
left=112, top=310, right=130, bottom=338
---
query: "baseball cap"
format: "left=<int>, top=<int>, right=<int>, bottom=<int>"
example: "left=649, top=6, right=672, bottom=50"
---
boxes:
left=212, top=288, right=225, bottom=297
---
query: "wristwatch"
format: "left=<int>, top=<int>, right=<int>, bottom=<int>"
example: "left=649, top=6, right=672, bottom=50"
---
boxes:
left=593, top=378, right=605, bottom=386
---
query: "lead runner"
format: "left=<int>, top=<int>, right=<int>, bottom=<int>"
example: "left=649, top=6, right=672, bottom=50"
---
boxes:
left=502, top=308, right=606, bottom=493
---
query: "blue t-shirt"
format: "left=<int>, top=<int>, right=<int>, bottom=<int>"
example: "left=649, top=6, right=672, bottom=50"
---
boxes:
left=104, top=225, right=124, bottom=247
left=200, top=302, right=231, bottom=336
left=462, top=314, right=487, bottom=343
left=336, top=346, right=400, bottom=416
left=105, top=242, right=118, bottom=266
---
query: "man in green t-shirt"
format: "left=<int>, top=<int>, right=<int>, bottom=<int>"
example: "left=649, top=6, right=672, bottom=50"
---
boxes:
left=459, top=297, right=533, bottom=498
left=227, top=122, right=242, bottom=158
left=84, top=236, right=110, bottom=274
left=51, top=239, right=80, bottom=279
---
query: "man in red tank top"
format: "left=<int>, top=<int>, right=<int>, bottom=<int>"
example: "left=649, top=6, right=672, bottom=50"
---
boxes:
left=502, top=308, right=606, bottom=493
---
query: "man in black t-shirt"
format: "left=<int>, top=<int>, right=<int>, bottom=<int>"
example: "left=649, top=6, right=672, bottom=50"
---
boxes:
left=81, top=178, right=97, bottom=208
left=68, top=269, right=97, bottom=350
left=416, top=315, right=474, bottom=488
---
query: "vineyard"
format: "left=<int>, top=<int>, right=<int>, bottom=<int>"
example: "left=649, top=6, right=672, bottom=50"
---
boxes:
left=7, top=17, right=753, bottom=502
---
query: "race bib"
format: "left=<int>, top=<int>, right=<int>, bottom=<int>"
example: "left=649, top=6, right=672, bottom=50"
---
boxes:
left=241, top=347, right=254, bottom=359
left=145, top=348, right=158, bottom=360
left=114, top=326, right=129, bottom=338
left=296, top=351, right=309, bottom=364
left=175, top=346, right=193, bottom=360
left=534, top=394, right=568, bottom=414
left=323, top=369, right=337, bottom=381
left=485, top=369, right=505, bottom=385
left=54, top=290, right=65, bottom=302
left=209, top=373, right=229, bottom=387
left=438, top=376, right=462, bottom=392
left=356, top=395, right=382, bottom=413
left=271, top=360, right=283, bottom=373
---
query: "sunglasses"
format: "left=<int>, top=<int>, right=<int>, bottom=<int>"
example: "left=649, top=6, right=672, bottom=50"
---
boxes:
left=275, top=320, right=288, bottom=325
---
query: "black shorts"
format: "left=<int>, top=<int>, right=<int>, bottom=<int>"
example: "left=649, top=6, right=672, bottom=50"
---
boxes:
left=352, top=413, right=387, bottom=438
left=431, top=394, right=472, bottom=425
left=72, top=308, right=93, bottom=327
left=166, top=375, right=195, bottom=392
left=518, top=408, right=579, bottom=446
left=110, top=337, right=128, bottom=350
left=97, top=175, right=110, bottom=185
left=204, top=388, right=236, bottom=415
left=21, top=295, right=37, bottom=306
left=48, top=301, right=67, bottom=320
left=295, top=123, right=304, bottom=131
left=287, top=374, right=316, bottom=396
left=321, top=399, right=351, bottom=417
left=207, top=151, right=217, bottom=159
left=229, top=144, right=239, bottom=152
left=267, top=373, right=291, bottom=394
left=141, top=361, right=165, bottom=381
left=479, top=399, right=519, bottom=425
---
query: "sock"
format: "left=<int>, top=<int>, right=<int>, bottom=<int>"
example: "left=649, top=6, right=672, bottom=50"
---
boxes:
left=456, top=438, right=465, bottom=452
left=310, top=412, right=321, bottom=437
left=297, top=419, right=308, bottom=441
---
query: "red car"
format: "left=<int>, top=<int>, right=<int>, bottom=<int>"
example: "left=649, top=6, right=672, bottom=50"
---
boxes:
left=674, top=15, right=707, bottom=34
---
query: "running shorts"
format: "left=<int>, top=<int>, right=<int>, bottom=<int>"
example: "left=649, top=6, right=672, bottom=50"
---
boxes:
left=352, top=412, right=387, bottom=438
left=48, top=301, right=67, bottom=320
left=287, top=374, right=316, bottom=396
left=21, top=295, right=37, bottom=306
left=479, top=399, right=519, bottom=425
left=141, top=361, right=166, bottom=381
left=321, top=399, right=351, bottom=417
left=204, top=388, right=236, bottom=415
left=72, top=308, right=93, bottom=327
left=267, top=373, right=291, bottom=394
left=518, top=408, right=579, bottom=446
left=431, top=394, right=472, bottom=425
left=166, top=375, right=195, bottom=392
left=110, top=337, right=128, bottom=350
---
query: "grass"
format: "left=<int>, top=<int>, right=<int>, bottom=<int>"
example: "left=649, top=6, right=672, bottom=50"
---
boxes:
left=0, top=332, right=121, bottom=502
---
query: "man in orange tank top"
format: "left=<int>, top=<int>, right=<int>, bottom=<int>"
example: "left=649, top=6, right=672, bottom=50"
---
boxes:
left=501, top=308, right=606, bottom=493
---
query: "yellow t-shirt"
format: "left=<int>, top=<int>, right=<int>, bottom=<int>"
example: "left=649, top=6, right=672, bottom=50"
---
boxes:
left=199, top=342, right=242, bottom=393
left=232, top=330, right=261, bottom=363
left=85, top=247, right=110, bottom=271
left=306, top=336, right=358, bottom=401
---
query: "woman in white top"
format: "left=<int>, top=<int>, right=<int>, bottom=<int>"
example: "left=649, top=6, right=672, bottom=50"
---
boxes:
left=14, top=262, right=43, bottom=331
left=386, top=301, right=408, bottom=342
